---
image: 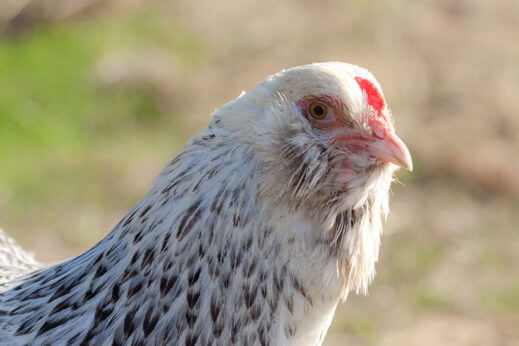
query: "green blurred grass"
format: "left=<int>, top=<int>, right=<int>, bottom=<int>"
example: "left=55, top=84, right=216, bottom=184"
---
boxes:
left=334, top=315, right=377, bottom=343
left=481, top=283, right=519, bottom=313
left=0, top=11, right=204, bottom=207
left=415, top=287, right=451, bottom=311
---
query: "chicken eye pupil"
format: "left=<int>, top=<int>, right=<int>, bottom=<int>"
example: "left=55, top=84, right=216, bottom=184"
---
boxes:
left=308, top=101, right=328, bottom=120
left=313, top=105, right=324, bottom=116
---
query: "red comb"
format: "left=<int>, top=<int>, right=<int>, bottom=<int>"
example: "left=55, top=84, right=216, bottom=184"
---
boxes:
left=354, top=76, right=385, bottom=117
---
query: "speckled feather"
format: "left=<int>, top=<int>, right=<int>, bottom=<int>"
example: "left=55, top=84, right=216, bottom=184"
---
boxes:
left=0, top=62, right=404, bottom=345
left=0, top=228, right=42, bottom=290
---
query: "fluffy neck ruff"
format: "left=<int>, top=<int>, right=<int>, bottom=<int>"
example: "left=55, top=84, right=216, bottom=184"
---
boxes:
left=260, top=151, right=393, bottom=300
left=329, top=167, right=393, bottom=299
left=241, top=94, right=395, bottom=299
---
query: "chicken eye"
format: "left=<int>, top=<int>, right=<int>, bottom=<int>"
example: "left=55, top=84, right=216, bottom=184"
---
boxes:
left=309, top=102, right=328, bottom=120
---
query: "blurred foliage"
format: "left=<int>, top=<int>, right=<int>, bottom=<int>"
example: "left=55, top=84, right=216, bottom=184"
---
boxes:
left=481, top=284, right=519, bottom=313
left=0, top=11, right=203, bottom=206
left=415, top=287, right=452, bottom=311
left=380, top=234, right=445, bottom=284
left=334, top=314, right=377, bottom=343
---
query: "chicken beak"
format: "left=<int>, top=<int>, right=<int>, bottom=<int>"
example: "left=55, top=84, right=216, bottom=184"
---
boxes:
left=369, top=134, right=413, bottom=171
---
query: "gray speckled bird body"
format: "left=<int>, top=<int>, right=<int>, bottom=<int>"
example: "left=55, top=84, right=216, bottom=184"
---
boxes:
left=0, top=62, right=411, bottom=345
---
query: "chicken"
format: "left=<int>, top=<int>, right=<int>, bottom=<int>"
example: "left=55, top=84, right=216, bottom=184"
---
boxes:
left=0, top=62, right=411, bottom=345
left=0, top=228, right=41, bottom=290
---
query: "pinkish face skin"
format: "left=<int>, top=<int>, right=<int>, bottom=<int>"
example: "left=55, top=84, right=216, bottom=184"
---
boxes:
left=296, top=76, right=412, bottom=171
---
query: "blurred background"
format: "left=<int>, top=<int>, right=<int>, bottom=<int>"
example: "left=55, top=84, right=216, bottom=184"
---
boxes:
left=0, top=0, right=518, bottom=345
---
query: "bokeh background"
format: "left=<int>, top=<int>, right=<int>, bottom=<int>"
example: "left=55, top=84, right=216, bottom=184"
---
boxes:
left=1, top=0, right=518, bottom=345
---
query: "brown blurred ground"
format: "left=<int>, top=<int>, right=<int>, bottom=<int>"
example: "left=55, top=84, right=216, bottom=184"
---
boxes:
left=0, top=0, right=518, bottom=345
